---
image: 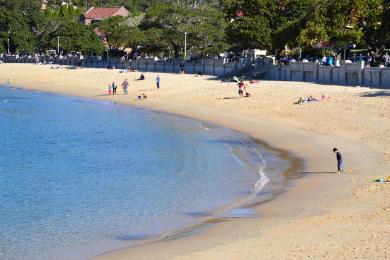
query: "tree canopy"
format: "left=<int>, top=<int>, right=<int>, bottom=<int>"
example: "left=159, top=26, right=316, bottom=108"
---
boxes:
left=0, top=0, right=389, bottom=56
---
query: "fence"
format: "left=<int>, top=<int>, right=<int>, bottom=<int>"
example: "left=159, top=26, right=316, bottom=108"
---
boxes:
left=1, top=55, right=389, bottom=89
left=0, top=55, right=247, bottom=77
left=267, top=61, right=390, bottom=89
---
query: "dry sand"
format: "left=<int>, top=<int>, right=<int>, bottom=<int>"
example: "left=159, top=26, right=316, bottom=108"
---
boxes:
left=0, top=64, right=389, bottom=259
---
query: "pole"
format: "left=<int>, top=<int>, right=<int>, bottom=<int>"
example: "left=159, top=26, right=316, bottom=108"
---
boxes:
left=343, top=47, right=346, bottom=61
left=184, top=32, right=187, bottom=60
left=7, top=38, right=10, bottom=54
left=57, top=36, right=59, bottom=54
left=298, top=47, right=302, bottom=60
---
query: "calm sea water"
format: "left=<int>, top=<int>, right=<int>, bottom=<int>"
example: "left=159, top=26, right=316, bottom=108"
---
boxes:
left=0, top=86, right=286, bottom=260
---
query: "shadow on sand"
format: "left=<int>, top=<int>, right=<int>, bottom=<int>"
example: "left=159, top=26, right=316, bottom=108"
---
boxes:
left=216, top=97, right=239, bottom=100
left=360, top=91, right=390, bottom=98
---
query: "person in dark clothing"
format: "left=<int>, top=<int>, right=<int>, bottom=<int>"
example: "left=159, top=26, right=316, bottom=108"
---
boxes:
left=156, top=75, right=160, bottom=90
left=112, top=82, right=117, bottom=94
left=333, top=148, right=343, bottom=173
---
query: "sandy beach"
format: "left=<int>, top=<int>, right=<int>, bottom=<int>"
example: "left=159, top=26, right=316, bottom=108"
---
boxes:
left=1, top=63, right=389, bottom=259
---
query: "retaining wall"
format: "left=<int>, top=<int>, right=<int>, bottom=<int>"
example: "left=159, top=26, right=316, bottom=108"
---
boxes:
left=1, top=55, right=389, bottom=89
left=266, top=61, right=390, bottom=89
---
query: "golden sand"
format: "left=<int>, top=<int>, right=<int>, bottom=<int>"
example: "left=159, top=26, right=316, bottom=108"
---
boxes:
left=1, top=64, right=389, bottom=259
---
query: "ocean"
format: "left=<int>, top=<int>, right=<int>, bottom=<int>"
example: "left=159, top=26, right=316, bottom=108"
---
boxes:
left=0, top=86, right=288, bottom=259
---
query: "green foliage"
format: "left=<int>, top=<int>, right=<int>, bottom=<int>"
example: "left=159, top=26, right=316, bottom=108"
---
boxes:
left=271, top=0, right=316, bottom=48
left=382, top=1, right=390, bottom=46
left=141, top=1, right=228, bottom=57
left=0, top=9, right=36, bottom=54
left=296, top=0, right=383, bottom=50
left=0, top=0, right=389, bottom=56
left=227, top=16, right=272, bottom=49
left=0, top=0, right=42, bottom=13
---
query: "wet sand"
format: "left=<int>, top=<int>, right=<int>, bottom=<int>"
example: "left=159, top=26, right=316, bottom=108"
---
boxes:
left=1, top=64, right=389, bottom=259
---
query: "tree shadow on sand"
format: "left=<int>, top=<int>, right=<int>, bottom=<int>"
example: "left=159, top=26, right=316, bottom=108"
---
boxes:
left=217, top=97, right=240, bottom=100
left=360, top=91, right=390, bottom=98
left=94, top=94, right=128, bottom=97
left=287, top=171, right=336, bottom=177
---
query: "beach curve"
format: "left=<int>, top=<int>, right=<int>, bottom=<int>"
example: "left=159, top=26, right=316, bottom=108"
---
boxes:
left=0, top=64, right=389, bottom=260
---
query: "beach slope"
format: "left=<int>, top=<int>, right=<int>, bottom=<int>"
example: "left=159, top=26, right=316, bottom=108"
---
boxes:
left=1, top=64, right=389, bottom=259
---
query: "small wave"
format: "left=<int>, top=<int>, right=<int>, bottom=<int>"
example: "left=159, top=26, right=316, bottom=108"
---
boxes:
left=251, top=147, right=269, bottom=195
left=223, top=136, right=270, bottom=205
left=253, top=169, right=270, bottom=194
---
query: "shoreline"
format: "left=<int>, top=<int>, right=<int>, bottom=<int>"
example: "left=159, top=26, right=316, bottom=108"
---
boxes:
left=2, top=85, right=305, bottom=258
left=1, top=64, right=389, bottom=259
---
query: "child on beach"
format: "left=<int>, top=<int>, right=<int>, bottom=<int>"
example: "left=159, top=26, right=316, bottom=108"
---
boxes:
left=108, top=84, right=112, bottom=95
left=333, top=148, right=344, bottom=173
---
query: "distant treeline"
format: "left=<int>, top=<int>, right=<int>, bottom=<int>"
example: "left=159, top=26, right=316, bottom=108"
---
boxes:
left=1, top=0, right=389, bottom=57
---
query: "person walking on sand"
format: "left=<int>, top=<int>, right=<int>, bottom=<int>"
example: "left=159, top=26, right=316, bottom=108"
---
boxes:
left=333, top=148, right=343, bottom=173
left=156, top=75, right=160, bottom=90
left=108, top=83, right=112, bottom=95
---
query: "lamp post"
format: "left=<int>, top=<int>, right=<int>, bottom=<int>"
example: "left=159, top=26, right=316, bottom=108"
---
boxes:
left=7, top=38, right=10, bottom=54
left=184, top=32, right=187, bottom=60
left=297, top=46, right=302, bottom=61
left=57, top=36, right=60, bottom=54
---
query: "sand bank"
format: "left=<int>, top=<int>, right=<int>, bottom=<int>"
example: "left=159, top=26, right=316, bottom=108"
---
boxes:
left=1, top=64, right=389, bottom=259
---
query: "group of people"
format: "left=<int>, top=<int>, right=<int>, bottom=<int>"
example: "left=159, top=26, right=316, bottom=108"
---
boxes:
left=294, top=94, right=330, bottom=104
left=106, top=74, right=161, bottom=97
left=108, top=79, right=129, bottom=95
left=320, top=55, right=339, bottom=66
left=278, top=51, right=390, bottom=68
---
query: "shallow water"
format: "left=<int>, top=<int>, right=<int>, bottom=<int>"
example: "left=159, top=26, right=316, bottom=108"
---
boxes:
left=0, top=86, right=286, bottom=259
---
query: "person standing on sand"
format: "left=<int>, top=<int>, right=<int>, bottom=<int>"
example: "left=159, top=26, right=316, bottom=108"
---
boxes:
left=112, top=81, right=117, bottom=94
left=122, top=79, right=129, bottom=94
left=156, top=75, right=160, bottom=90
left=333, top=148, right=343, bottom=173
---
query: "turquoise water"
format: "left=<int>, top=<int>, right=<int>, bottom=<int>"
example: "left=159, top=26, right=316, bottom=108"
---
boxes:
left=0, top=86, right=282, bottom=259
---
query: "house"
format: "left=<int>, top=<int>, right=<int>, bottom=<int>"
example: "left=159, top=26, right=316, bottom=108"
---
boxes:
left=81, top=6, right=129, bottom=25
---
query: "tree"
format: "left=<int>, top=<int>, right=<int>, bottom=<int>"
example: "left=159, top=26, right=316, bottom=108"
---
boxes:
left=0, top=10, right=36, bottom=53
left=296, top=0, right=383, bottom=51
left=382, top=0, right=390, bottom=48
left=271, top=0, right=316, bottom=49
left=223, top=0, right=276, bottom=49
left=96, top=16, right=129, bottom=49
left=141, top=1, right=228, bottom=57
left=0, top=0, right=42, bottom=13
left=226, top=15, right=271, bottom=49
left=32, top=5, right=104, bottom=54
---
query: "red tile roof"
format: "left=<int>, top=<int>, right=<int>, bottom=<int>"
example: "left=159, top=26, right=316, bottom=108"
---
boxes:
left=83, top=7, right=123, bottom=20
